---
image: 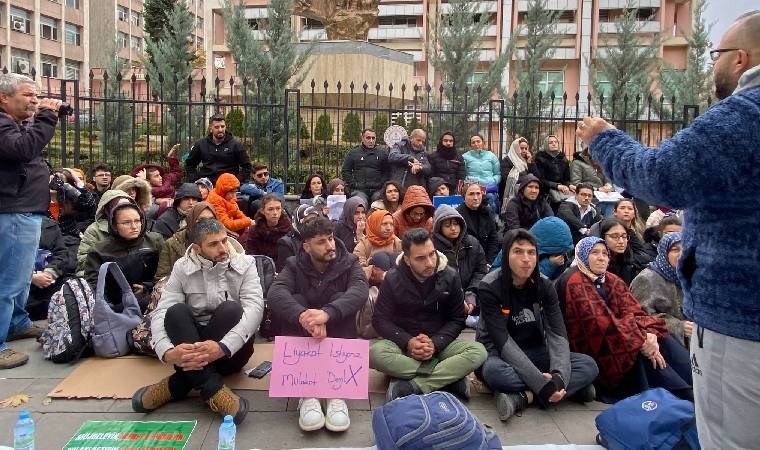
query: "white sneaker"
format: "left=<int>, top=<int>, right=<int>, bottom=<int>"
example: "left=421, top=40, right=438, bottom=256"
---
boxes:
left=298, top=397, right=325, bottom=431
left=325, top=399, right=350, bottom=432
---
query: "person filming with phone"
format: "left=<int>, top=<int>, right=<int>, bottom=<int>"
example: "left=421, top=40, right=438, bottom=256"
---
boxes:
left=0, top=73, right=64, bottom=370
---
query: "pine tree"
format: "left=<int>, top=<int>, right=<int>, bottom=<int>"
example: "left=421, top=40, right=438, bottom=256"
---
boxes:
left=512, top=0, right=562, bottom=142
left=142, top=0, right=199, bottom=148
left=225, top=108, right=245, bottom=138
left=429, top=0, right=513, bottom=140
left=591, top=0, right=661, bottom=121
left=222, top=0, right=315, bottom=150
left=97, top=49, right=134, bottom=174
left=372, top=113, right=390, bottom=144
left=660, top=0, right=712, bottom=113
left=314, top=114, right=334, bottom=142
left=341, top=112, right=362, bottom=144
left=144, top=0, right=178, bottom=57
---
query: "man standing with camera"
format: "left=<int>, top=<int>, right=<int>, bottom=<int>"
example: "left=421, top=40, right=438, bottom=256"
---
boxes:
left=0, top=73, right=62, bottom=369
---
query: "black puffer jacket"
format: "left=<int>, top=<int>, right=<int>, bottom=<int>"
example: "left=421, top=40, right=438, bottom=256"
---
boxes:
left=429, top=147, right=466, bottom=190
left=341, top=144, right=389, bottom=194
left=152, top=183, right=202, bottom=239
left=432, top=205, right=488, bottom=294
left=456, top=202, right=500, bottom=264
left=503, top=174, right=554, bottom=231
left=185, top=132, right=252, bottom=183
left=0, top=107, right=58, bottom=214
left=373, top=253, right=465, bottom=353
left=268, top=239, right=368, bottom=338
left=534, top=150, right=571, bottom=190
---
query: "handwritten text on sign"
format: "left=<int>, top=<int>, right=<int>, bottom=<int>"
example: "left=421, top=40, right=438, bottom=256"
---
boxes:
left=269, top=336, right=369, bottom=399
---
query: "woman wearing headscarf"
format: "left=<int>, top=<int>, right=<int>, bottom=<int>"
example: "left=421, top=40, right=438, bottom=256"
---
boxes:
left=555, top=237, right=692, bottom=402
left=155, top=201, right=219, bottom=280
left=333, top=196, right=367, bottom=253
left=353, top=209, right=402, bottom=286
left=500, top=137, right=540, bottom=208
left=630, top=232, right=692, bottom=347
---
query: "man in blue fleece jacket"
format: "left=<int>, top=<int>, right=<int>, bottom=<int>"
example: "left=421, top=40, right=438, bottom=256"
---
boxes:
left=576, top=11, right=760, bottom=448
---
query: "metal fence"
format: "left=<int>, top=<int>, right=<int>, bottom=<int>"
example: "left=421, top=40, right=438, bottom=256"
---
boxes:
left=39, top=70, right=709, bottom=194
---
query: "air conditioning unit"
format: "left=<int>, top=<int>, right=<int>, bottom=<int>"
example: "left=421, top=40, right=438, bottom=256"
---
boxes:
left=12, top=19, right=25, bottom=32
left=17, top=59, right=30, bottom=74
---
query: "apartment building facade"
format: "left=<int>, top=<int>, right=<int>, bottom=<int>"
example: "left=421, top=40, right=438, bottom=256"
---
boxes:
left=206, top=0, right=695, bottom=107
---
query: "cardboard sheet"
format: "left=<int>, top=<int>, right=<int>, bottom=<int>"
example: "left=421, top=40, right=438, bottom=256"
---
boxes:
left=49, top=343, right=389, bottom=399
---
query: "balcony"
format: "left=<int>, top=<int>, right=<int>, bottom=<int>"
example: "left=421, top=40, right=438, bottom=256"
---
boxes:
left=599, top=21, right=660, bottom=34
left=598, top=0, right=660, bottom=8
left=514, top=47, right=576, bottom=60
left=300, top=29, right=327, bottom=40
left=440, top=1, right=498, bottom=14
left=378, top=4, right=424, bottom=16
left=369, top=27, right=423, bottom=40
left=517, top=0, right=577, bottom=11
left=516, top=22, right=577, bottom=35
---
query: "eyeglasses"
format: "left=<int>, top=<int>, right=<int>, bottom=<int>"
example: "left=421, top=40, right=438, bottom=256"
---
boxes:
left=255, top=172, right=269, bottom=178
left=605, top=233, right=629, bottom=241
left=709, top=48, right=741, bottom=62
left=116, top=220, right=142, bottom=228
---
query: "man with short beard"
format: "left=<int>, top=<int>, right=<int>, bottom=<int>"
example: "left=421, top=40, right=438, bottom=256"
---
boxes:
left=388, top=128, right=432, bottom=189
left=341, top=128, right=389, bottom=199
left=133, top=218, right=264, bottom=425
left=186, top=114, right=252, bottom=183
left=268, top=216, right=368, bottom=432
left=576, top=11, right=760, bottom=448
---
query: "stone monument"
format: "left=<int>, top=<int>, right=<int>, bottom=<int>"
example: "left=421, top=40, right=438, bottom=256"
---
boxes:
left=293, top=0, right=380, bottom=40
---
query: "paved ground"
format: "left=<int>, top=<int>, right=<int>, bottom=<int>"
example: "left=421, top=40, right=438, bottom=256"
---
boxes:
left=0, top=335, right=608, bottom=449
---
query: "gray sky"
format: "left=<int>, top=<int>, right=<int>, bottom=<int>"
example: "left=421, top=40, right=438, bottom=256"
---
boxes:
left=704, top=1, right=757, bottom=47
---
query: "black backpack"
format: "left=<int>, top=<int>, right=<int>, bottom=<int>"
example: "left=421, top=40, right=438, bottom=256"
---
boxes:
left=253, top=254, right=277, bottom=340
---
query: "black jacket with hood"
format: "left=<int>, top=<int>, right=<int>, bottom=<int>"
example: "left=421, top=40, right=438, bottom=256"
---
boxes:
left=152, top=183, right=202, bottom=239
left=476, top=229, right=573, bottom=406
left=432, top=205, right=488, bottom=295
left=429, top=137, right=466, bottom=189
left=186, top=132, right=252, bottom=183
left=503, top=174, right=554, bottom=231
left=0, top=107, right=59, bottom=214
left=456, top=201, right=500, bottom=264
left=27, top=217, right=78, bottom=320
left=269, top=238, right=368, bottom=338
left=333, top=196, right=367, bottom=253
left=341, top=144, right=389, bottom=194
left=373, top=251, right=466, bottom=353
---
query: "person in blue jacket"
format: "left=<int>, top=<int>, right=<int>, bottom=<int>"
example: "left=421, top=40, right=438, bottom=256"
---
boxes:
left=576, top=11, right=760, bottom=448
left=238, top=162, right=285, bottom=217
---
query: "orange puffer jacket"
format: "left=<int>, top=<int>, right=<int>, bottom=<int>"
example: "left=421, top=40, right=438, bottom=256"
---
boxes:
left=207, top=173, right=252, bottom=232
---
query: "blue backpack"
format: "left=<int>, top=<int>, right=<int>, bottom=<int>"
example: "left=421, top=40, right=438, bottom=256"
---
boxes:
left=595, top=388, right=700, bottom=450
left=372, top=391, right=501, bottom=450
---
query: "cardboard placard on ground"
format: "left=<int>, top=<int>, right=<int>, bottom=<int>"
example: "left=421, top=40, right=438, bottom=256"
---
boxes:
left=48, top=343, right=390, bottom=399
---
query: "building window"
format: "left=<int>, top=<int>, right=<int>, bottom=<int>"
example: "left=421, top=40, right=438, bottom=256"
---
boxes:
left=595, top=72, right=612, bottom=98
left=10, top=7, right=31, bottom=34
left=40, top=16, right=58, bottom=41
left=11, top=50, right=32, bottom=75
left=302, top=18, right=324, bottom=29
left=65, top=23, right=81, bottom=45
left=378, top=17, right=417, bottom=28
left=117, top=5, right=128, bottom=22
left=196, top=16, right=203, bottom=30
left=65, top=59, right=80, bottom=80
left=130, top=36, right=142, bottom=51
left=538, top=71, right=564, bottom=98
left=65, top=0, right=79, bottom=8
left=41, top=55, right=58, bottom=78
left=196, top=36, right=204, bottom=49
left=117, top=32, right=128, bottom=49
left=466, top=72, right=486, bottom=88
left=130, top=10, right=141, bottom=27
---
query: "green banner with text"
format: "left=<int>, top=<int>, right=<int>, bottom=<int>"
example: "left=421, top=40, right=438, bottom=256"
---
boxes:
left=63, top=420, right=196, bottom=449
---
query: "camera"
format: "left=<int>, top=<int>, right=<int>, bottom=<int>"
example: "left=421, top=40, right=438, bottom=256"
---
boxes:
left=49, top=173, right=81, bottom=202
left=58, top=103, right=74, bottom=116
left=48, top=173, right=65, bottom=191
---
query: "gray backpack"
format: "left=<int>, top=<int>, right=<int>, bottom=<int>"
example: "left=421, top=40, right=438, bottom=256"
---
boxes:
left=92, top=262, right=143, bottom=358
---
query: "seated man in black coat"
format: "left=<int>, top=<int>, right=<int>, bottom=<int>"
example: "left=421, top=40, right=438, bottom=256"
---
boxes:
left=152, top=183, right=202, bottom=239
left=370, top=228, right=487, bottom=401
left=503, top=174, right=554, bottom=232
left=268, top=216, right=368, bottom=433
left=557, top=183, right=601, bottom=243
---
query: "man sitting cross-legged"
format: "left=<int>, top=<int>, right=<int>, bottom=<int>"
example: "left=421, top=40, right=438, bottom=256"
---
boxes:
left=268, top=215, right=368, bottom=432
left=370, top=228, right=487, bottom=401
left=132, top=218, right=264, bottom=424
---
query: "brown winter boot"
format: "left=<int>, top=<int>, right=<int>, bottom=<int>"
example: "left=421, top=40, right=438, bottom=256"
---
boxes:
left=132, top=376, right=174, bottom=412
left=206, top=384, right=249, bottom=425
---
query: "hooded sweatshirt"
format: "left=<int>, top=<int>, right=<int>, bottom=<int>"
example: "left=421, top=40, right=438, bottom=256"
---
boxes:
left=207, top=173, right=252, bottom=232
left=152, top=183, right=202, bottom=239
left=427, top=176, right=453, bottom=199
left=333, top=196, right=367, bottom=253
left=503, top=174, right=554, bottom=231
left=76, top=189, right=137, bottom=276
left=392, top=185, right=435, bottom=238
left=185, top=131, right=252, bottom=183
left=529, top=217, right=574, bottom=280
left=432, top=205, right=488, bottom=293
left=155, top=201, right=218, bottom=280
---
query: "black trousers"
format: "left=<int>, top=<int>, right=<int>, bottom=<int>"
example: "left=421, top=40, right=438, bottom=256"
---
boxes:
left=164, top=301, right=254, bottom=399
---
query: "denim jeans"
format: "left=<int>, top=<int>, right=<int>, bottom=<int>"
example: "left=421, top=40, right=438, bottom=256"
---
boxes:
left=0, top=213, right=43, bottom=350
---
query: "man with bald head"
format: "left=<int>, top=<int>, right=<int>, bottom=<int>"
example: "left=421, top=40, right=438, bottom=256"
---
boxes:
left=389, top=128, right=432, bottom=189
left=576, top=11, right=760, bottom=448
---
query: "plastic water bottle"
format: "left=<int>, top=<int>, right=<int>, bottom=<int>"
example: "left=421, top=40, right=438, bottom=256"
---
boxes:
left=217, top=414, right=236, bottom=450
left=13, top=411, right=35, bottom=450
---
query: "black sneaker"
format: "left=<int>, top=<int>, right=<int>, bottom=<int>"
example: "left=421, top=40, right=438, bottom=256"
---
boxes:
left=442, top=377, right=471, bottom=401
left=386, top=379, right=422, bottom=402
left=571, top=383, right=596, bottom=404
left=495, top=391, right=528, bottom=422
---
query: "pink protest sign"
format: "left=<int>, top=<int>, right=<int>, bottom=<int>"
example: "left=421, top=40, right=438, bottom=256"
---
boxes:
left=269, top=336, right=370, bottom=400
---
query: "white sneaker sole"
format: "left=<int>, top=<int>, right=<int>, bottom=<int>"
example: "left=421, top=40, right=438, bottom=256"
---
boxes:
left=299, top=416, right=325, bottom=432
left=325, top=419, right=350, bottom=432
